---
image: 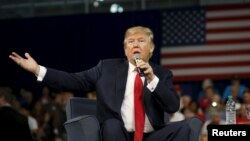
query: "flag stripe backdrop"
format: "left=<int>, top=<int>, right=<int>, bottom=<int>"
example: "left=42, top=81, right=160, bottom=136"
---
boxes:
left=161, top=3, right=250, bottom=82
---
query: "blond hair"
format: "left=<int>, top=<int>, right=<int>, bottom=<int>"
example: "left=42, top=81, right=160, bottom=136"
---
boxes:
left=124, top=26, right=154, bottom=44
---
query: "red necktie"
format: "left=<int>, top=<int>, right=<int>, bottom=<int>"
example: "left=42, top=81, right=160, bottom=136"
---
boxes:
left=134, top=73, right=145, bottom=141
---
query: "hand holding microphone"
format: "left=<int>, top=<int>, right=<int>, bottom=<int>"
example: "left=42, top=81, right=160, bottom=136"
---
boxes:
left=133, top=54, right=155, bottom=82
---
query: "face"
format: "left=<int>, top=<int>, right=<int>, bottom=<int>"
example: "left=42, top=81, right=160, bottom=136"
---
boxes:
left=205, top=87, right=214, bottom=98
left=232, top=79, right=240, bottom=86
left=211, top=115, right=220, bottom=124
left=243, top=92, right=250, bottom=104
left=124, top=32, right=154, bottom=65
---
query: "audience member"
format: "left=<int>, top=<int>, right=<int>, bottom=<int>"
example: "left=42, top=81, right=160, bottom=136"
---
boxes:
left=198, top=86, right=218, bottom=113
left=179, top=94, right=192, bottom=114
left=222, top=75, right=247, bottom=102
left=20, top=107, right=39, bottom=141
left=236, top=89, right=250, bottom=124
left=0, top=86, right=33, bottom=141
left=197, top=78, right=219, bottom=101
left=200, top=108, right=226, bottom=136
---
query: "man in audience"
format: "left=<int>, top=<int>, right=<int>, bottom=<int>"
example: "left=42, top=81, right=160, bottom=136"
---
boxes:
left=0, top=86, right=33, bottom=141
left=222, top=75, right=247, bottom=102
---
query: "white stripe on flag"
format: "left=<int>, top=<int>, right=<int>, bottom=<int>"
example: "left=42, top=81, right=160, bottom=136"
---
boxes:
left=161, top=44, right=250, bottom=54
left=173, top=66, right=250, bottom=76
left=207, top=32, right=250, bottom=40
left=207, top=20, right=250, bottom=29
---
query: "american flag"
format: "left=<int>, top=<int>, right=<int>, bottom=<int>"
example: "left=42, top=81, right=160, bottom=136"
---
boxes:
left=161, top=3, right=250, bottom=82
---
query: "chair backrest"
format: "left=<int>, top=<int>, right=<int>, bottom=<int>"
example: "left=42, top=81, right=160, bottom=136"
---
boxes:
left=64, top=97, right=101, bottom=141
left=66, top=97, right=97, bottom=120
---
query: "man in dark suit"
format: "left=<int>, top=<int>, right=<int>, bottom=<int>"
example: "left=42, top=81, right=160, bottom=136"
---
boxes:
left=0, top=87, right=33, bottom=141
left=9, top=26, right=202, bottom=141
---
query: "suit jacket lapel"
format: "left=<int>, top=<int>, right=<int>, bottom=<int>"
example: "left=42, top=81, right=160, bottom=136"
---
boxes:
left=143, top=62, right=156, bottom=106
left=115, top=59, right=128, bottom=113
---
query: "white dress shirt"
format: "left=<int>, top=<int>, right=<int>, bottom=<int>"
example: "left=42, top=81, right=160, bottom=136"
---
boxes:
left=37, top=62, right=159, bottom=133
left=121, top=62, right=159, bottom=133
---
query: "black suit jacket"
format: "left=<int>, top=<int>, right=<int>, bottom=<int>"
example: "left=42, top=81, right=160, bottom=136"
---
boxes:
left=0, top=106, right=33, bottom=141
left=42, top=59, right=179, bottom=129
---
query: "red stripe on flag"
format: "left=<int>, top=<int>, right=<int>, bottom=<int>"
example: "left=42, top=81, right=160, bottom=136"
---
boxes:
left=207, top=27, right=250, bottom=33
left=207, top=3, right=250, bottom=11
left=161, top=49, right=250, bottom=58
left=207, top=15, right=250, bottom=22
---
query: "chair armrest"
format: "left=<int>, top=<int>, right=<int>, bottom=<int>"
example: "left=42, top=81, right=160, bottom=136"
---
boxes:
left=166, top=116, right=203, bottom=141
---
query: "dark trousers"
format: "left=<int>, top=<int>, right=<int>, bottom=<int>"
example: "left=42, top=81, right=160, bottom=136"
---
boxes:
left=101, top=117, right=200, bottom=141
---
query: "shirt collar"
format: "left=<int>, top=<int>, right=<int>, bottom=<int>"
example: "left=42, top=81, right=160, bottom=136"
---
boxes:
left=128, top=62, right=137, bottom=73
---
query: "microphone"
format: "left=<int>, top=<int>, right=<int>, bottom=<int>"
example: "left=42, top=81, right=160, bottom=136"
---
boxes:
left=133, top=54, right=145, bottom=77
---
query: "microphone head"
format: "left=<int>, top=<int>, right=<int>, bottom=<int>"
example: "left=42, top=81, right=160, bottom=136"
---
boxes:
left=133, top=53, right=140, bottom=62
left=133, top=53, right=145, bottom=76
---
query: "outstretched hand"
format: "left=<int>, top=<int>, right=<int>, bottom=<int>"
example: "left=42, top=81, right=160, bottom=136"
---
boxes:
left=9, top=52, right=40, bottom=76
